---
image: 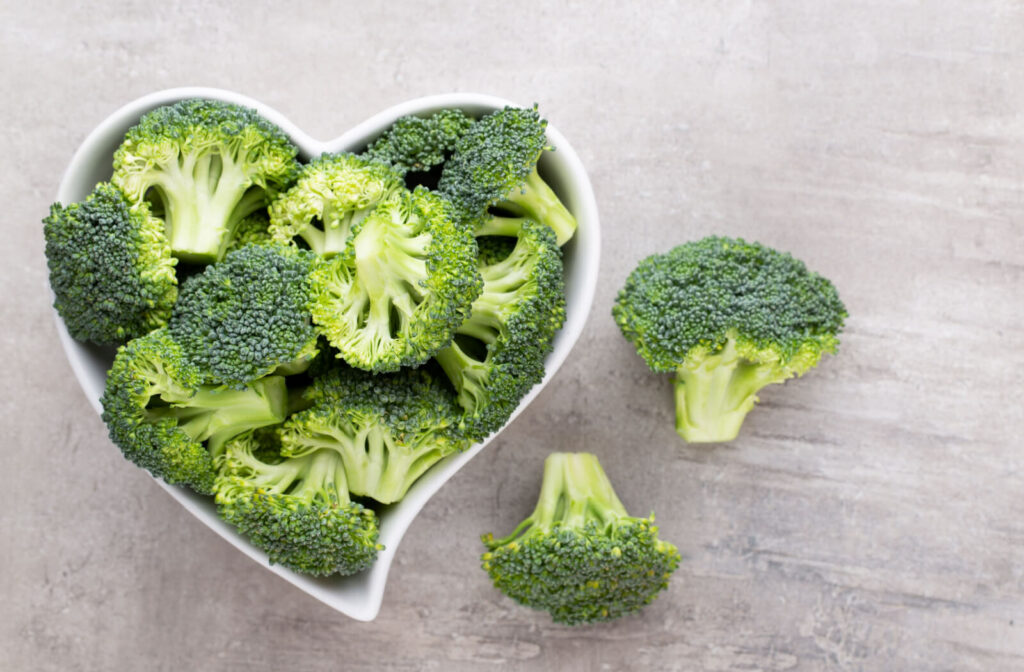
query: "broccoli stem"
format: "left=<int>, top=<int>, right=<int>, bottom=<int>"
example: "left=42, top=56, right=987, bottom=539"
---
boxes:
left=496, top=168, right=576, bottom=246
left=475, top=215, right=529, bottom=238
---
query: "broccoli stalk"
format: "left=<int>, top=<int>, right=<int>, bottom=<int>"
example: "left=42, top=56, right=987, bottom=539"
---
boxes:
left=474, top=169, right=576, bottom=246
left=481, top=452, right=680, bottom=625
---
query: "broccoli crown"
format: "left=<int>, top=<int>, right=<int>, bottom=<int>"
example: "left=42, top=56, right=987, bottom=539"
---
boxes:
left=168, top=242, right=317, bottom=388
left=224, top=210, right=273, bottom=255
left=279, top=364, right=468, bottom=504
left=112, top=98, right=299, bottom=263
left=482, top=453, right=680, bottom=625
left=43, top=182, right=177, bottom=345
left=613, top=236, right=847, bottom=373
left=363, top=108, right=476, bottom=174
left=434, top=220, right=566, bottom=441
left=269, top=152, right=403, bottom=257
left=100, top=329, right=288, bottom=494
left=215, top=429, right=382, bottom=577
left=309, top=186, right=482, bottom=372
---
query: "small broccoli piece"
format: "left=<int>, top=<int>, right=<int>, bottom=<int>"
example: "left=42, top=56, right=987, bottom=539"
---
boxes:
left=100, top=329, right=289, bottom=494
left=168, top=242, right=318, bottom=388
left=215, top=429, right=382, bottom=577
left=269, top=153, right=403, bottom=257
left=613, top=236, right=847, bottom=443
left=309, top=186, right=481, bottom=372
left=363, top=108, right=475, bottom=175
left=112, top=99, right=299, bottom=264
left=439, top=106, right=577, bottom=246
left=434, top=220, right=566, bottom=441
left=43, top=182, right=177, bottom=345
left=224, top=210, right=273, bottom=255
left=482, top=452, right=680, bottom=625
left=279, top=364, right=468, bottom=504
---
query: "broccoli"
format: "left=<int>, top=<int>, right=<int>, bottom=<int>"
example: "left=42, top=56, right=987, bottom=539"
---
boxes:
left=363, top=108, right=475, bottom=175
left=434, top=219, right=566, bottom=442
left=482, top=452, right=680, bottom=625
left=309, top=186, right=481, bottom=372
left=474, top=235, right=518, bottom=267
left=215, top=429, right=382, bottom=577
left=613, top=236, right=847, bottom=443
left=112, top=99, right=299, bottom=264
left=100, top=329, right=289, bottom=494
left=439, top=106, right=577, bottom=246
left=268, top=153, right=403, bottom=257
left=279, top=364, right=467, bottom=504
left=223, top=210, right=273, bottom=255
left=168, top=242, right=318, bottom=388
left=43, top=182, right=177, bottom=345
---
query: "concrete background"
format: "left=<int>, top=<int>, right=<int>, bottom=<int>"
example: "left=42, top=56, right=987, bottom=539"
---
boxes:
left=3, top=1, right=1023, bottom=670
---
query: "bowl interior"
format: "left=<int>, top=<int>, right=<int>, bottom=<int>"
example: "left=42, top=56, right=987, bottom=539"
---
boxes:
left=54, top=88, right=600, bottom=621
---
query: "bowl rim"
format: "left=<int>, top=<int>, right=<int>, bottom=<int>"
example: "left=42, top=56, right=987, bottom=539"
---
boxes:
left=53, top=87, right=601, bottom=621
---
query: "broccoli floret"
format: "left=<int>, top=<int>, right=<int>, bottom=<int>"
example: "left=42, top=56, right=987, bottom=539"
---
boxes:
left=224, top=210, right=273, bottom=255
left=100, top=329, right=289, bottom=494
left=168, top=242, right=318, bottom=388
left=43, top=182, right=177, bottom=345
left=434, top=220, right=566, bottom=441
left=363, top=108, right=475, bottom=175
left=279, top=364, right=468, bottom=504
left=309, top=186, right=481, bottom=372
left=482, top=452, right=680, bottom=625
left=215, top=429, right=382, bottom=577
left=269, top=153, right=403, bottom=257
left=613, top=236, right=847, bottom=443
left=112, top=99, right=298, bottom=264
left=474, top=235, right=518, bottom=267
left=439, top=106, right=577, bottom=246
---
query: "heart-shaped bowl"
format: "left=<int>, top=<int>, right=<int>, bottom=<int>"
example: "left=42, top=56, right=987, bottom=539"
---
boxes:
left=53, top=88, right=600, bottom=621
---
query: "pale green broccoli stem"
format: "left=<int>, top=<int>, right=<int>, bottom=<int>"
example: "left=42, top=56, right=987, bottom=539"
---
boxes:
left=475, top=215, right=529, bottom=238
left=304, top=206, right=373, bottom=257
left=496, top=167, right=577, bottom=246
left=435, top=343, right=489, bottom=412
left=673, top=339, right=792, bottom=443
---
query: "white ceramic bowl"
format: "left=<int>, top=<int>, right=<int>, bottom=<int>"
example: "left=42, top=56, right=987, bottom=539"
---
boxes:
left=53, top=88, right=600, bottom=621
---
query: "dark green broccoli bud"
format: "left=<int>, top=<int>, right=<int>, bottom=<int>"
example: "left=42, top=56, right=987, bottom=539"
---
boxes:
left=215, top=429, right=382, bottom=577
left=439, top=106, right=577, bottom=246
left=224, top=210, right=273, bottom=255
left=482, top=452, right=680, bottom=625
left=613, top=236, right=847, bottom=443
left=100, top=329, right=289, bottom=494
left=309, top=186, right=482, bottom=372
left=474, top=235, right=518, bottom=267
left=269, top=153, right=403, bottom=257
left=168, top=242, right=318, bottom=388
left=434, top=220, right=566, bottom=441
left=279, top=364, right=468, bottom=504
left=363, top=108, right=475, bottom=175
left=112, top=99, right=299, bottom=264
left=43, top=182, right=177, bottom=345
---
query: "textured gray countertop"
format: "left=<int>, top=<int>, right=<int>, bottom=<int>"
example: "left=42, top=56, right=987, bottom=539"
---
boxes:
left=3, top=2, right=1023, bottom=670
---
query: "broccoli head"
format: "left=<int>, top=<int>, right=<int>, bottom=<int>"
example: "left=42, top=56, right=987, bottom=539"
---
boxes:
left=43, top=182, right=177, bottom=345
left=482, top=452, right=680, bottom=625
left=363, top=108, right=475, bottom=175
left=434, top=219, right=566, bottom=442
left=309, top=186, right=481, bottom=372
left=100, top=329, right=289, bottom=494
left=112, top=98, right=299, bottom=264
left=215, top=429, right=382, bottom=577
left=269, top=153, right=403, bottom=257
left=279, top=364, right=468, bottom=504
left=168, top=242, right=318, bottom=388
left=439, top=106, right=577, bottom=246
left=613, top=236, right=847, bottom=443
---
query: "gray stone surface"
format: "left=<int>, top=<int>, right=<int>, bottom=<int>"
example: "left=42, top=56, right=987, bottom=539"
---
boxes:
left=3, top=1, right=1024, bottom=669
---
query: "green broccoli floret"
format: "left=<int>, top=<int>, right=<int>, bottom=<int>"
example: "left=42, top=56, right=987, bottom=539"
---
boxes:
left=43, top=182, right=177, bottom=345
left=279, top=364, right=468, bottom=504
left=363, top=108, right=475, bottom=175
left=309, top=186, right=481, bottom=372
left=474, top=235, right=518, bottom=267
left=434, top=220, right=565, bottom=441
left=112, top=99, right=299, bottom=264
left=100, top=329, right=289, bottom=494
left=168, top=242, right=318, bottom=388
left=439, top=106, right=577, bottom=246
left=482, top=452, right=680, bottom=625
left=215, top=429, right=382, bottom=577
left=269, top=153, right=403, bottom=257
left=613, top=236, right=847, bottom=443
left=224, top=210, right=273, bottom=255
